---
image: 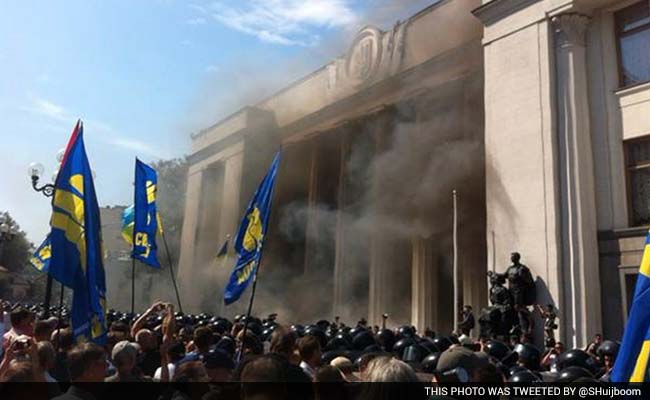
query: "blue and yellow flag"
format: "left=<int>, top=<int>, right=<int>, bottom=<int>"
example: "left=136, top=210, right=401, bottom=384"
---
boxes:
left=48, top=120, right=107, bottom=344
left=30, top=235, right=51, bottom=274
left=132, top=159, right=160, bottom=268
left=121, top=205, right=134, bottom=245
left=224, top=152, right=280, bottom=305
left=612, top=230, right=650, bottom=382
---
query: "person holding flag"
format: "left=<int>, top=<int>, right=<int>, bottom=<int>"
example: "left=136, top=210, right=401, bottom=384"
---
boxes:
left=47, top=120, right=107, bottom=344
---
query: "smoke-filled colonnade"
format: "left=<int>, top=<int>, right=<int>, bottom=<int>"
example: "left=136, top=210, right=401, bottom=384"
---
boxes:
left=177, top=0, right=487, bottom=333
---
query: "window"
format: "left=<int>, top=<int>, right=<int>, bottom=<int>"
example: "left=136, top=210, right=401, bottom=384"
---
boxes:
left=615, top=1, right=650, bottom=87
left=626, top=136, right=650, bottom=225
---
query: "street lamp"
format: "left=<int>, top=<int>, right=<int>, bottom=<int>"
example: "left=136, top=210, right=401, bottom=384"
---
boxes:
left=28, top=162, right=55, bottom=197
left=29, top=152, right=63, bottom=317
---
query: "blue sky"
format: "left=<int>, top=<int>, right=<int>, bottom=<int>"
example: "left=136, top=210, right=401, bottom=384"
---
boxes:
left=0, top=0, right=434, bottom=243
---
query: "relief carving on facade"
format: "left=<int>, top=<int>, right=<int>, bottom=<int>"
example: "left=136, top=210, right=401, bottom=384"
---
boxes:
left=341, top=21, right=409, bottom=89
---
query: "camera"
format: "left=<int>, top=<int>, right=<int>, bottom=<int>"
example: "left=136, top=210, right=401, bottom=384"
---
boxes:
left=433, top=367, right=469, bottom=383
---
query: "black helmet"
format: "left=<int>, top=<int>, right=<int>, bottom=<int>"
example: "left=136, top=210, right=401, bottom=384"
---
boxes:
left=352, top=331, right=376, bottom=351
left=336, top=332, right=353, bottom=345
left=556, top=366, right=594, bottom=383
left=418, top=338, right=440, bottom=354
left=397, top=325, right=415, bottom=339
left=215, top=336, right=236, bottom=357
left=325, top=336, right=351, bottom=351
left=597, top=341, right=620, bottom=358
left=376, top=329, right=396, bottom=352
left=507, top=365, right=529, bottom=378
left=246, top=322, right=263, bottom=336
left=290, top=324, right=305, bottom=337
left=316, top=320, right=330, bottom=331
left=349, top=326, right=365, bottom=338
left=363, top=344, right=383, bottom=354
left=514, top=343, right=540, bottom=370
left=305, top=326, right=328, bottom=349
left=260, top=328, right=274, bottom=342
left=555, top=349, right=597, bottom=373
left=485, top=340, right=510, bottom=361
left=432, top=337, right=453, bottom=353
left=393, top=338, right=416, bottom=359
left=402, top=344, right=429, bottom=363
left=508, top=369, right=542, bottom=383
left=421, top=352, right=441, bottom=373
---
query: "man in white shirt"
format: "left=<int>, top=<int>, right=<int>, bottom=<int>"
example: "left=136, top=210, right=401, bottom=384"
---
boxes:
left=2, top=306, right=35, bottom=350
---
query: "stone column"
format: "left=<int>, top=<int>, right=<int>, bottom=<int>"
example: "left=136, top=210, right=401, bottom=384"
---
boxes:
left=177, top=167, right=204, bottom=310
left=368, top=115, right=393, bottom=327
left=303, top=139, right=320, bottom=274
left=333, top=133, right=349, bottom=317
left=552, top=13, right=602, bottom=348
left=411, top=236, right=437, bottom=334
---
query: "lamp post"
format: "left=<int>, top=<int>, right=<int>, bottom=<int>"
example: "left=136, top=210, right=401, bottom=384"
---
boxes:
left=28, top=151, right=63, bottom=317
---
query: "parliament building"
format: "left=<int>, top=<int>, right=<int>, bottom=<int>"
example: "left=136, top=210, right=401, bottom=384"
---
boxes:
left=177, top=0, right=650, bottom=348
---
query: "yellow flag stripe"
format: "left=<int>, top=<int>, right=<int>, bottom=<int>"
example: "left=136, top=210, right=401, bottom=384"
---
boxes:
left=51, top=211, right=87, bottom=270
left=53, top=189, right=85, bottom=226
left=640, top=245, right=650, bottom=277
left=631, top=340, right=650, bottom=382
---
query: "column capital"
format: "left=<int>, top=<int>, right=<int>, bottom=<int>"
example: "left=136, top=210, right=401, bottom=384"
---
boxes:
left=552, top=13, right=590, bottom=48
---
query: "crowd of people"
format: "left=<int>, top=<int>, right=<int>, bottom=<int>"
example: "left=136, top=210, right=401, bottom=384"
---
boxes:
left=0, top=298, right=622, bottom=399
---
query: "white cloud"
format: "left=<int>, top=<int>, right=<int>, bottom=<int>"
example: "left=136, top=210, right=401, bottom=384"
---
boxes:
left=197, top=0, right=358, bottom=46
left=205, top=64, right=220, bottom=73
left=86, top=119, right=171, bottom=159
left=21, top=95, right=170, bottom=159
left=24, top=96, right=70, bottom=122
left=101, top=136, right=171, bottom=159
left=187, top=16, right=206, bottom=25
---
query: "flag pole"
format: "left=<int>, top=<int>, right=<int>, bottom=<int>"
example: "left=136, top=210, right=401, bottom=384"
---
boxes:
left=131, top=256, right=136, bottom=316
left=452, top=189, right=459, bottom=335
left=56, top=282, right=64, bottom=351
left=237, top=256, right=263, bottom=363
left=161, top=230, right=183, bottom=314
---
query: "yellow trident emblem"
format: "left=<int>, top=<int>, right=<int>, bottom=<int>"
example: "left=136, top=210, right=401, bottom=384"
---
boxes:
left=243, top=207, right=263, bottom=252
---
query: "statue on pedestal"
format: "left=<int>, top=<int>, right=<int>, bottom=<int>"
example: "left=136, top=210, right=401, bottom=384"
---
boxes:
left=479, top=252, right=537, bottom=340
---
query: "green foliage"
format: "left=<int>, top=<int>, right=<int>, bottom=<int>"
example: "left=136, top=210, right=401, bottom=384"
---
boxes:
left=150, top=157, right=188, bottom=267
left=0, top=212, right=34, bottom=300
left=0, top=212, right=32, bottom=272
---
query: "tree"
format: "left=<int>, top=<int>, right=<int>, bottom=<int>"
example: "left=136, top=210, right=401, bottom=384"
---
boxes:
left=0, top=212, right=34, bottom=300
left=151, top=157, right=188, bottom=266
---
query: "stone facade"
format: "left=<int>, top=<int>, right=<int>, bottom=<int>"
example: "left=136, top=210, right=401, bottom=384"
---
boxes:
left=178, top=0, right=487, bottom=332
left=474, top=0, right=650, bottom=346
left=179, top=0, right=650, bottom=341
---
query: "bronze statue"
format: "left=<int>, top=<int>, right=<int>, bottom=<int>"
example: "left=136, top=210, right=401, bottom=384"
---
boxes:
left=479, top=252, right=538, bottom=341
left=503, top=252, right=536, bottom=306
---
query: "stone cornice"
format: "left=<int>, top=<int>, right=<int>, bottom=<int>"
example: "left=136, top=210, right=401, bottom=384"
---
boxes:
left=472, top=0, right=541, bottom=26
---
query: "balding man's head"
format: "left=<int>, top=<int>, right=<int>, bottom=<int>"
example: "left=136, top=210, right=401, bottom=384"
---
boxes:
left=135, top=329, right=156, bottom=351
